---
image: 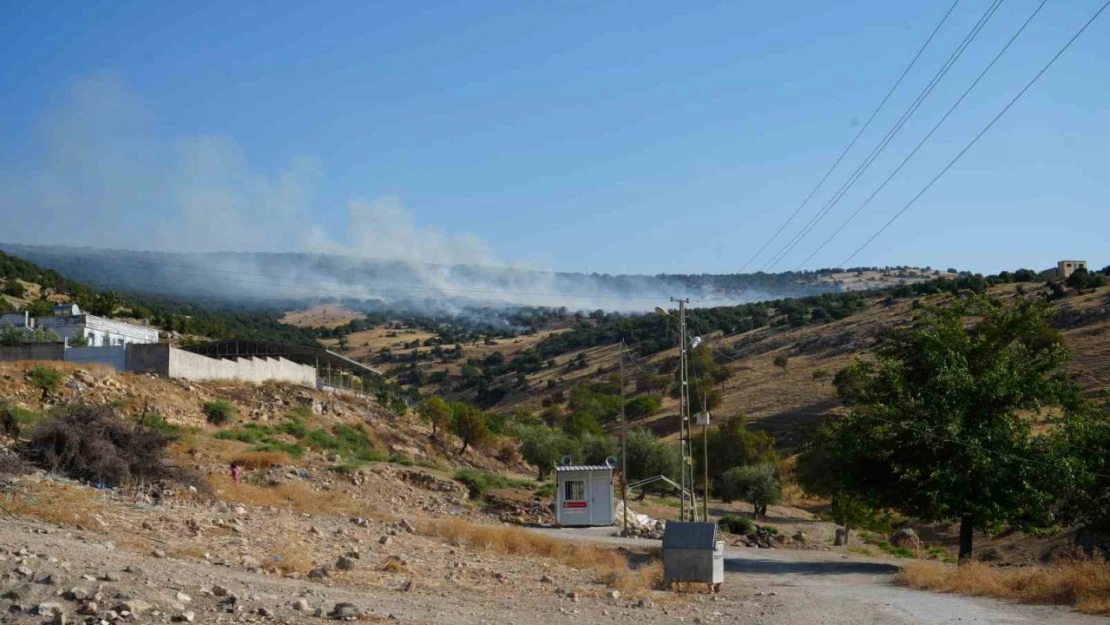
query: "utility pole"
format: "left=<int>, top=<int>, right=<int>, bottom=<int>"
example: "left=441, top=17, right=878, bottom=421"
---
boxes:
left=673, top=297, right=692, bottom=522
left=620, top=341, right=628, bottom=534
left=702, top=390, right=709, bottom=522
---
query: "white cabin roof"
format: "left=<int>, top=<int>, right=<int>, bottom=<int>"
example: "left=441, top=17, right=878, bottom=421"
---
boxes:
left=555, top=465, right=613, bottom=473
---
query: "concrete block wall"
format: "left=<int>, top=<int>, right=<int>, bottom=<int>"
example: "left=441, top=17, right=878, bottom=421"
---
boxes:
left=65, top=345, right=128, bottom=370
left=0, top=344, right=66, bottom=362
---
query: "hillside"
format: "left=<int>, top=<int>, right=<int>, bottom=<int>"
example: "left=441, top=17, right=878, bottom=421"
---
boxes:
left=288, top=269, right=1110, bottom=453
left=2, top=243, right=954, bottom=312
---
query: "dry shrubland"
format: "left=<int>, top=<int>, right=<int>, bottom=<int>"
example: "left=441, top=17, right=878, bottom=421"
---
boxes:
left=2, top=480, right=107, bottom=527
left=205, top=474, right=393, bottom=521
left=419, top=518, right=661, bottom=596
left=897, top=558, right=1110, bottom=615
left=231, top=450, right=292, bottom=470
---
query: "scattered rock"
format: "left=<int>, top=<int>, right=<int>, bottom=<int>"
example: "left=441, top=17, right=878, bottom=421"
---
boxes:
left=175, top=592, right=192, bottom=604
left=152, top=549, right=166, bottom=559
left=891, top=528, right=921, bottom=552
left=102, top=571, right=121, bottom=582
left=606, top=589, right=620, bottom=599
left=291, top=598, right=309, bottom=611
left=335, top=555, right=356, bottom=571
left=379, top=536, right=393, bottom=546
left=211, top=585, right=230, bottom=597
left=119, top=599, right=152, bottom=615
left=540, top=574, right=554, bottom=584
left=400, top=579, right=415, bottom=592
left=792, top=531, right=806, bottom=543
left=400, top=518, right=417, bottom=533
left=637, top=598, right=653, bottom=609
left=834, top=528, right=848, bottom=546
left=257, top=607, right=274, bottom=617
left=52, top=609, right=67, bottom=625
left=308, top=565, right=330, bottom=579
left=66, top=588, right=89, bottom=601
left=175, top=611, right=195, bottom=623
left=331, top=603, right=362, bottom=619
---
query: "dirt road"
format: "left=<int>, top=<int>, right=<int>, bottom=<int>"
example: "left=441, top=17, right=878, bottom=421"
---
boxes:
left=531, top=527, right=1102, bottom=624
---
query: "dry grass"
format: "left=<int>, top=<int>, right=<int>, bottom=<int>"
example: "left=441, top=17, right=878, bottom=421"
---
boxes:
left=2, top=481, right=107, bottom=528
left=262, top=544, right=315, bottom=575
left=231, top=450, right=292, bottom=470
left=205, top=474, right=393, bottom=521
left=897, top=558, right=1110, bottom=615
left=418, top=518, right=660, bottom=596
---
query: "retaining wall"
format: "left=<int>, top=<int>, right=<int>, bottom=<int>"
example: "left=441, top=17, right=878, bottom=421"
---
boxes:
left=0, top=344, right=66, bottom=362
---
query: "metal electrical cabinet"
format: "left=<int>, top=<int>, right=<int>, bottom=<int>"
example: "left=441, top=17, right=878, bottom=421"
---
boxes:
left=662, top=522, right=725, bottom=590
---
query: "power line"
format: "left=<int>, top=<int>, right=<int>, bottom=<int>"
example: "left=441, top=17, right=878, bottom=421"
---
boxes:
left=761, top=0, right=1004, bottom=271
left=794, top=0, right=1050, bottom=269
left=839, top=0, right=1110, bottom=267
left=738, top=0, right=964, bottom=272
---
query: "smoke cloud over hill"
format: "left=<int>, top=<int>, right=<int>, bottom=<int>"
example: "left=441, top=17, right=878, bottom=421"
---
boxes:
left=0, top=75, right=837, bottom=312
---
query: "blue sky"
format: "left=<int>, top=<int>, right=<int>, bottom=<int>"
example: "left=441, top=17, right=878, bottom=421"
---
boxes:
left=1, top=0, right=1106, bottom=275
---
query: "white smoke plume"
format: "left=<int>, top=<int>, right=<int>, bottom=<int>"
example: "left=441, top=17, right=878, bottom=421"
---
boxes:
left=0, top=75, right=818, bottom=313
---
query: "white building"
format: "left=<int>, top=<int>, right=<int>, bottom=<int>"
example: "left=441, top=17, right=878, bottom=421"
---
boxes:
left=0, top=304, right=158, bottom=346
left=555, top=463, right=616, bottom=527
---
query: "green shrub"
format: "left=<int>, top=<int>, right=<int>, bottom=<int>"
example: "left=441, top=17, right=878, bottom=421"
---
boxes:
left=214, top=423, right=273, bottom=444
left=203, top=400, right=236, bottom=425
left=454, top=468, right=535, bottom=498
left=388, top=453, right=415, bottom=466
left=27, top=365, right=63, bottom=399
left=138, top=413, right=190, bottom=439
left=250, top=441, right=305, bottom=459
left=718, top=515, right=756, bottom=536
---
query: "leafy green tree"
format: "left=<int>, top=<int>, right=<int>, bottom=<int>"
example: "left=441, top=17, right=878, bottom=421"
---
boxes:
left=2, top=280, right=25, bottom=298
left=626, top=428, right=678, bottom=486
left=452, top=403, right=488, bottom=455
left=516, top=424, right=580, bottom=479
left=24, top=298, right=53, bottom=318
left=1048, top=403, right=1110, bottom=532
left=580, top=434, right=618, bottom=466
left=563, top=411, right=603, bottom=438
left=0, top=326, right=24, bottom=346
left=718, top=464, right=781, bottom=517
left=830, top=492, right=875, bottom=545
left=812, top=297, right=1075, bottom=561
left=699, top=414, right=777, bottom=485
left=67, top=332, right=89, bottom=347
left=418, top=396, right=452, bottom=441
left=26, top=328, right=61, bottom=343
left=27, top=365, right=63, bottom=400
left=624, top=395, right=660, bottom=419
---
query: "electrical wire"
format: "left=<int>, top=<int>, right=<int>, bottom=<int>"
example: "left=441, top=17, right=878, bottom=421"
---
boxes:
left=839, top=0, right=1110, bottom=267
left=794, top=0, right=1051, bottom=269
left=738, top=0, right=963, bottom=272
left=760, top=0, right=1005, bottom=271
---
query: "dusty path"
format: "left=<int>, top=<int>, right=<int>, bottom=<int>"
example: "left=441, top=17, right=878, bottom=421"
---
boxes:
left=531, top=527, right=1103, bottom=624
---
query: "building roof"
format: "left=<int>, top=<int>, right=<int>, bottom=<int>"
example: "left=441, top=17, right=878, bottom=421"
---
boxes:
left=184, top=339, right=382, bottom=377
left=555, top=465, right=614, bottom=473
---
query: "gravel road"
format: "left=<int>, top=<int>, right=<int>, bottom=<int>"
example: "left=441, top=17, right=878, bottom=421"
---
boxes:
left=531, top=526, right=1102, bottom=625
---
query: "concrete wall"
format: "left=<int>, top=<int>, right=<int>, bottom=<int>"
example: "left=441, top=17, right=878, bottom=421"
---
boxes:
left=65, top=345, right=128, bottom=370
left=0, top=342, right=315, bottom=387
left=127, top=343, right=172, bottom=377
left=129, top=344, right=315, bottom=386
left=0, top=344, right=66, bottom=362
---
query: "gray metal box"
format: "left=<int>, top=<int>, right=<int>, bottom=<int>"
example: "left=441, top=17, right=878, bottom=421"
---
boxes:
left=662, top=522, right=725, bottom=588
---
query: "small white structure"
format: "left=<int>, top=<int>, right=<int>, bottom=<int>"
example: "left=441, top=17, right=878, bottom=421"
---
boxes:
left=555, top=459, right=616, bottom=527
left=34, top=304, right=158, bottom=346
